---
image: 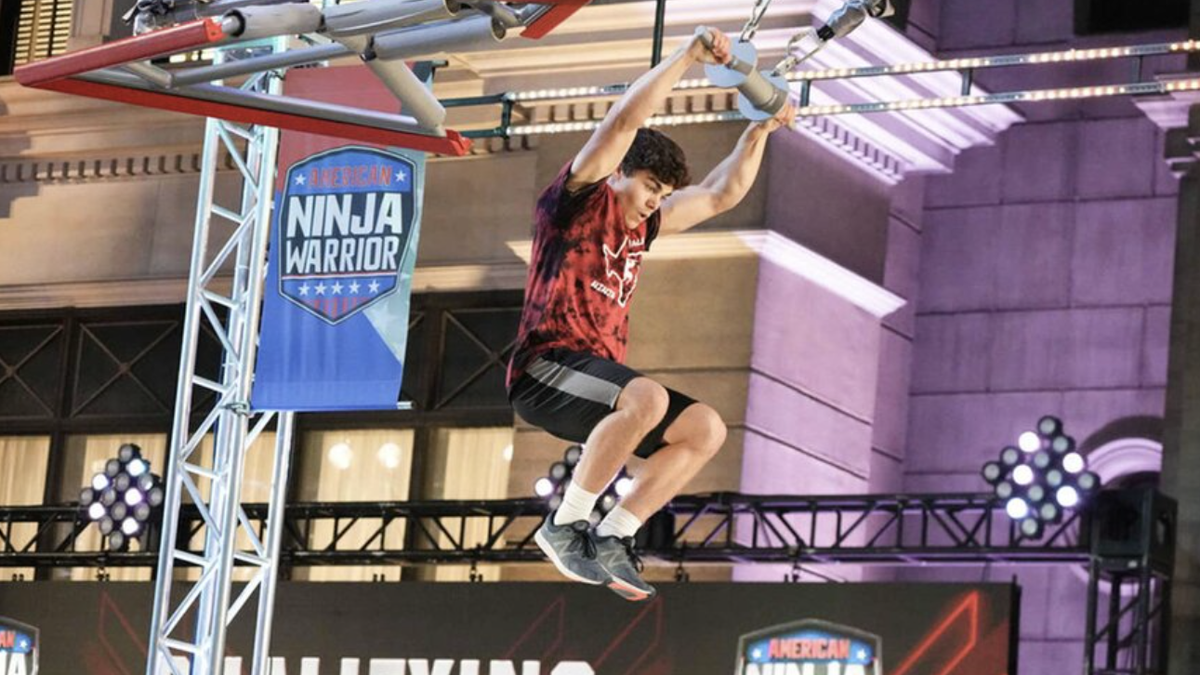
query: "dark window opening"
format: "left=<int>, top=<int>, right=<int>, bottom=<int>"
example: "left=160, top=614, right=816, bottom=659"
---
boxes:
left=1077, top=0, right=1188, bottom=35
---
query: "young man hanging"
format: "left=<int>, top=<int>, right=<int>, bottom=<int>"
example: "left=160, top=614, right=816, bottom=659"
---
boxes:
left=507, top=28, right=797, bottom=601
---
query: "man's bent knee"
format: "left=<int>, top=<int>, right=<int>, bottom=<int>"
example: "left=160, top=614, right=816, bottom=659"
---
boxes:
left=616, top=378, right=669, bottom=431
left=668, top=403, right=726, bottom=456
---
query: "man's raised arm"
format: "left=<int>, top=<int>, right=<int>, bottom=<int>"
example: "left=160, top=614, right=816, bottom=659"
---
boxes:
left=658, top=103, right=796, bottom=236
left=566, top=31, right=732, bottom=192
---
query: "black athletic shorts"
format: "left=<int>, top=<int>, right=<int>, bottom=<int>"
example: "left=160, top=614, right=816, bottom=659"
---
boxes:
left=508, top=348, right=697, bottom=459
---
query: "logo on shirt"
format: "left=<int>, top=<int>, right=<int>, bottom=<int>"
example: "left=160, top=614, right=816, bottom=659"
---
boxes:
left=592, top=235, right=645, bottom=307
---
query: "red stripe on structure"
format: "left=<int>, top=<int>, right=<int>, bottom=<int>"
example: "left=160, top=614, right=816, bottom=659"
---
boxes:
left=32, top=77, right=472, bottom=155
left=15, top=19, right=226, bottom=86
left=892, top=591, right=980, bottom=675
left=520, top=2, right=591, bottom=39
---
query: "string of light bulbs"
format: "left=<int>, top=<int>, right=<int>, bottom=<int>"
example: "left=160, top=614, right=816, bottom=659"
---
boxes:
left=506, top=76, right=1200, bottom=136
left=506, top=38, right=1200, bottom=103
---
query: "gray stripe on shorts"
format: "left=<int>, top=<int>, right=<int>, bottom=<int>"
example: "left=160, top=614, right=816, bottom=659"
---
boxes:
left=526, top=356, right=623, bottom=407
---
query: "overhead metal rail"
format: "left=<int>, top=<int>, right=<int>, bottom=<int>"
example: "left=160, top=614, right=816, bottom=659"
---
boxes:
left=15, top=2, right=1200, bottom=147
left=0, top=492, right=1095, bottom=567
left=11, top=0, right=592, bottom=156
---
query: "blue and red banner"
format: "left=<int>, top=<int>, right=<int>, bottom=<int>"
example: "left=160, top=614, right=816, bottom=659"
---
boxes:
left=251, top=66, right=425, bottom=412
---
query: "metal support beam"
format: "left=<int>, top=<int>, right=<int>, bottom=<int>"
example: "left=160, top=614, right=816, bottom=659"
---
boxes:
left=143, top=42, right=289, bottom=675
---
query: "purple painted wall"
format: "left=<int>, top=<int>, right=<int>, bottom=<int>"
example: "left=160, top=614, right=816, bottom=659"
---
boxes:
left=900, top=0, right=1183, bottom=671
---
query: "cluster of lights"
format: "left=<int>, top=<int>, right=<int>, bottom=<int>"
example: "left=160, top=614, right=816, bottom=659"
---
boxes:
left=325, top=441, right=414, bottom=470
left=79, top=443, right=165, bottom=551
left=981, top=416, right=1100, bottom=539
left=533, top=445, right=631, bottom=524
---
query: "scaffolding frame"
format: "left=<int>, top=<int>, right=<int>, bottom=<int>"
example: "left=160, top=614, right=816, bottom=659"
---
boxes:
left=141, top=42, right=296, bottom=675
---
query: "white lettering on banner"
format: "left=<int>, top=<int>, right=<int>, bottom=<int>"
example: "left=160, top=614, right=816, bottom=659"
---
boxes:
left=549, top=662, right=594, bottom=675
left=368, top=659, right=408, bottom=675
left=284, top=193, right=405, bottom=277
left=744, top=664, right=867, bottom=675
left=246, top=659, right=590, bottom=675
left=487, top=661, right=541, bottom=675
left=1, top=653, right=27, bottom=675
left=407, top=660, right=455, bottom=675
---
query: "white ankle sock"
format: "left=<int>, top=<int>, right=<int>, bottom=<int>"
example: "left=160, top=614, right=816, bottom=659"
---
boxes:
left=554, top=482, right=601, bottom=525
left=596, top=506, right=643, bottom=539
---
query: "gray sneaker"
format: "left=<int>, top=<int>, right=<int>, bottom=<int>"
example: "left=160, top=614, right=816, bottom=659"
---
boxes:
left=595, top=535, right=656, bottom=602
left=534, top=515, right=608, bottom=585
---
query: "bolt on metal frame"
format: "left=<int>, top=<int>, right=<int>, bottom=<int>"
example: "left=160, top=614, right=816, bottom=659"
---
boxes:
left=144, top=39, right=296, bottom=675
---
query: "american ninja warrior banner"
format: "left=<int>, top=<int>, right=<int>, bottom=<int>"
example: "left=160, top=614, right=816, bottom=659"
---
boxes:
left=0, top=582, right=1019, bottom=675
left=252, top=65, right=427, bottom=411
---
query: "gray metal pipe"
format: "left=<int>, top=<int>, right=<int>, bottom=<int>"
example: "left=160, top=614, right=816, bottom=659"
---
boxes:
left=360, top=53, right=447, bottom=129
left=169, top=42, right=350, bottom=87
left=84, top=69, right=438, bottom=136
left=223, top=4, right=323, bottom=41
left=322, top=0, right=462, bottom=39
left=372, top=15, right=506, bottom=61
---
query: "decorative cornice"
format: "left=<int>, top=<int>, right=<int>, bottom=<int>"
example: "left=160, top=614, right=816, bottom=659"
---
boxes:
left=507, top=229, right=905, bottom=319
left=0, top=263, right=527, bottom=311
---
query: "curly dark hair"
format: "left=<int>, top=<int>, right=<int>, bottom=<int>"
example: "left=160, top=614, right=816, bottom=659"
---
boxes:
left=619, top=128, right=691, bottom=189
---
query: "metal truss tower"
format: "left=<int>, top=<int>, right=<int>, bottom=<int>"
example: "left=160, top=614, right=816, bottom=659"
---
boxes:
left=145, top=41, right=295, bottom=675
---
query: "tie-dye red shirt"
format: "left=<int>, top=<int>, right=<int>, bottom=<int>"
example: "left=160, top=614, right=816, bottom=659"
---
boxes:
left=507, top=163, right=661, bottom=388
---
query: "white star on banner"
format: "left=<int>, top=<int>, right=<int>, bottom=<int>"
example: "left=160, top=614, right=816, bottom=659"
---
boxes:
left=294, top=174, right=306, bottom=186
left=368, top=280, right=380, bottom=294
left=298, top=283, right=310, bottom=296
left=331, top=282, right=343, bottom=295
left=315, top=283, right=327, bottom=296
left=751, top=649, right=762, bottom=660
left=395, top=169, right=407, bottom=183
left=857, top=649, right=868, bottom=661
left=349, top=281, right=361, bottom=294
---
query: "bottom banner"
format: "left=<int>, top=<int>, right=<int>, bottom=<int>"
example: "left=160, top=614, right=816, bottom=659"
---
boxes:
left=0, top=581, right=1018, bottom=675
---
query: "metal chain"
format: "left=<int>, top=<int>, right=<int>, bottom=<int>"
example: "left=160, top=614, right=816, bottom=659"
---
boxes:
left=771, top=29, right=826, bottom=76
left=739, top=0, right=774, bottom=43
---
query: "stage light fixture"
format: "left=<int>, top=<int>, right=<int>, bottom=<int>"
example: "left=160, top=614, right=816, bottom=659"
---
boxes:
left=548, top=462, right=569, bottom=482
left=1018, top=431, right=1041, bottom=453
left=1037, top=415, right=1063, bottom=436
left=999, top=446, right=1021, bottom=466
left=995, top=481, right=1014, bottom=499
left=564, top=445, right=583, bottom=467
left=1039, top=502, right=1061, bottom=522
left=535, top=445, right=631, bottom=522
left=1005, top=498, right=1029, bottom=519
left=1056, top=485, right=1080, bottom=508
left=981, top=461, right=1002, bottom=483
left=79, top=443, right=164, bottom=552
left=1063, top=452, right=1085, bottom=474
left=1012, top=465, right=1034, bottom=486
left=980, top=417, right=1100, bottom=539
left=614, top=476, right=634, bottom=497
left=127, top=458, right=148, bottom=477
